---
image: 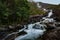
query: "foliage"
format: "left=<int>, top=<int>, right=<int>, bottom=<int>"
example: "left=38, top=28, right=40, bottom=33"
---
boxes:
left=28, top=2, right=45, bottom=15
left=0, top=0, right=46, bottom=25
left=0, top=0, right=30, bottom=25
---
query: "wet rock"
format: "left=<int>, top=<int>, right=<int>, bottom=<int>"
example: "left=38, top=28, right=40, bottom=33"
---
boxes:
left=52, top=8, right=60, bottom=21
left=41, top=27, right=60, bottom=40
left=45, top=23, right=56, bottom=30
left=17, top=31, right=27, bottom=36
left=5, top=34, right=17, bottom=40
left=0, top=32, right=7, bottom=40
left=28, top=15, right=43, bottom=24
left=8, top=24, right=24, bottom=32
left=55, top=22, right=60, bottom=27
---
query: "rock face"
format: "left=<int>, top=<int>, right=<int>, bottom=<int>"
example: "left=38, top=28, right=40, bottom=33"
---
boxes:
left=42, top=27, right=60, bottom=40
left=28, top=15, right=43, bottom=24
left=52, top=7, right=60, bottom=21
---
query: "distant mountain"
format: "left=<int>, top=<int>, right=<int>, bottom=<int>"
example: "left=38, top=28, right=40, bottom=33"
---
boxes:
left=39, top=2, right=57, bottom=8
left=31, top=2, right=57, bottom=9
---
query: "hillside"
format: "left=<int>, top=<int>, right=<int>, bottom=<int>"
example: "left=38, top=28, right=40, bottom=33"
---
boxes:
left=38, top=2, right=57, bottom=9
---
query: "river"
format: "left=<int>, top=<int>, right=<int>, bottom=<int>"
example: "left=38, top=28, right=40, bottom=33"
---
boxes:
left=15, top=22, right=46, bottom=40
left=2, top=9, right=54, bottom=40
left=15, top=10, right=54, bottom=40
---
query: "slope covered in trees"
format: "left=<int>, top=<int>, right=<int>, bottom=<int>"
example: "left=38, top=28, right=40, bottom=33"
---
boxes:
left=0, top=0, right=45, bottom=25
left=28, top=2, right=45, bottom=15
left=0, top=0, right=30, bottom=25
left=0, top=0, right=60, bottom=26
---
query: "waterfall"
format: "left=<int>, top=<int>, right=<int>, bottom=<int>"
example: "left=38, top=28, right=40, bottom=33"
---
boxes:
left=28, top=24, right=35, bottom=30
left=47, top=10, right=53, bottom=17
left=15, top=22, right=46, bottom=40
left=42, top=10, right=55, bottom=23
left=37, top=3, right=41, bottom=8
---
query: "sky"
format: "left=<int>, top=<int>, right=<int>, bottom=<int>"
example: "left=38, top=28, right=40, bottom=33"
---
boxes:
left=33, top=0, right=60, bottom=5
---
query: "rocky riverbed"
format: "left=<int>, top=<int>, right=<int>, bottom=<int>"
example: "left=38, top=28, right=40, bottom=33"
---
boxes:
left=0, top=10, right=60, bottom=40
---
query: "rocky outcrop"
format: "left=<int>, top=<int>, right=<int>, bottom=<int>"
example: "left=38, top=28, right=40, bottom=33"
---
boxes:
left=28, top=15, right=43, bottom=24
left=37, top=27, right=60, bottom=40
left=42, top=27, right=60, bottom=40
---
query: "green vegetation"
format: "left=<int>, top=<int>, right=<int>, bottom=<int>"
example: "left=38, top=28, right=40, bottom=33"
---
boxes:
left=0, top=0, right=45, bottom=25
left=28, top=2, right=45, bottom=15
left=0, top=0, right=60, bottom=25
left=0, top=0, right=30, bottom=25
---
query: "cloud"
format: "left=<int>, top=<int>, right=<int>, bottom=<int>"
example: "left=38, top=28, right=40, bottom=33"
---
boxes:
left=33, top=0, right=60, bottom=5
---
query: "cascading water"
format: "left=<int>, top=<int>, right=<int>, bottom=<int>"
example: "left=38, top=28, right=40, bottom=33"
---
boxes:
left=15, top=22, right=46, bottom=40
left=15, top=10, right=54, bottom=40
left=37, top=3, right=41, bottom=8
left=47, top=10, right=53, bottom=17
left=28, top=24, right=35, bottom=30
left=4, top=9, right=55, bottom=40
left=42, top=10, right=55, bottom=23
left=15, top=9, right=55, bottom=40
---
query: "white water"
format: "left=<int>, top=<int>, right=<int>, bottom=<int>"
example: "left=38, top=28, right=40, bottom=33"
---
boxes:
left=42, top=17, right=54, bottom=23
left=15, top=10, right=54, bottom=40
left=37, top=3, right=41, bottom=8
left=15, top=22, right=46, bottom=40
left=42, top=10, right=55, bottom=23
left=3, top=9, right=55, bottom=40
left=47, top=10, right=53, bottom=17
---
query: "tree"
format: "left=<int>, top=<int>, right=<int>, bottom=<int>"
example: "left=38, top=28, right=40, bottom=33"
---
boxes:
left=15, top=0, right=30, bottom=24
left=0, top=0, right=30, bottom=25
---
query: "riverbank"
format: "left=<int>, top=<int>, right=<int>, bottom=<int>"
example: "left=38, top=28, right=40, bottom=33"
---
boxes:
left=37, top=27, right=60, bottom=40
left=0, top=10, right=60, bottom=40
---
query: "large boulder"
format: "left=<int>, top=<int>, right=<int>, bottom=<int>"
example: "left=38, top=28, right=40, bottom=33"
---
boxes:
left=52, top=5, right=60, bottom=21
left=42, top=27, right=60, bottom=40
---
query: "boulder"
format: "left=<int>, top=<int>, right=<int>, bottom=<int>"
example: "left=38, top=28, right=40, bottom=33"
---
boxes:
left=52, top=6, right=60, bottom=21
left=42, top=27, right=60, bottom=40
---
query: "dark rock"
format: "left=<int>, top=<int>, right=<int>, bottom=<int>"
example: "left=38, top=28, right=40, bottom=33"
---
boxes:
left=28, top=15, right=43, bottom=24
left=42, top=27, right=60, bottom=40
left=17, top=31, right=27, bottom=36
left=45, top=23, right=56, bottom=30
left=8, top=24, right=24, bottom=32
left=0, top=32, right=7, bottom=40
left=52, top=7, right=60, bottom=21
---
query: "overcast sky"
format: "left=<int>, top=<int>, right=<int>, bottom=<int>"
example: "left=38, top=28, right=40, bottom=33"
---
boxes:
left=33, top=0, right=60, bottom=5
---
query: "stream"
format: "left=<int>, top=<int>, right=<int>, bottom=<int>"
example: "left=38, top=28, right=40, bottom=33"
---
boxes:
left=1, top=9, right=55, bottom=40
left=14, top=10, right=54, bottom=40
left=15, top=22, right=46, bottom=40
